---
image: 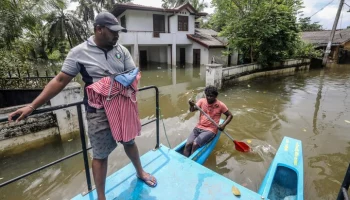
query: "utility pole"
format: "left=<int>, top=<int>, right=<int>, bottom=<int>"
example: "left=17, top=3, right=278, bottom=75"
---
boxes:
left=322, top=0, right=345, bottom=66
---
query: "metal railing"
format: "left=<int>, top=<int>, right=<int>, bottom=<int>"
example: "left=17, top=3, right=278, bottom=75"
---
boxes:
left=0, top=85, right=160, bottom=193
left=338, top=163, right=350, bottom=200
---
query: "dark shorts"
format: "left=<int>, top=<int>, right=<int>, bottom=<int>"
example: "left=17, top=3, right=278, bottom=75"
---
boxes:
left=86, top=109, right=134, bottom=159
left=186, top=127, right=216, bottom=147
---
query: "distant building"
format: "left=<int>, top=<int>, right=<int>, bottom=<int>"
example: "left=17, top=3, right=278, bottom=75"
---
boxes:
left=301, top=29, right=350, bottom=64
left=111, top=2, right=238, bottom=68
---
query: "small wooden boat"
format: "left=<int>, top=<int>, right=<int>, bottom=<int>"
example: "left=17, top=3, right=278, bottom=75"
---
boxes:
left=173, top=119, right=223, bottom=164
left=258, top=136, right=304, bottom=200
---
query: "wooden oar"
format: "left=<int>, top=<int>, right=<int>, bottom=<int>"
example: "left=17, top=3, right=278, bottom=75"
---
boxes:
left=194, top=104, right=250, bottom=152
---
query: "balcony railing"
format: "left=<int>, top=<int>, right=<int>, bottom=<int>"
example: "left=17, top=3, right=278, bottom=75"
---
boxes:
left=0, top=85, right=160, bottom=194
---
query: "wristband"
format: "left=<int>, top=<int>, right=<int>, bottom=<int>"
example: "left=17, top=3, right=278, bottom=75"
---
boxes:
left=28, top=105, right=36, bottom=111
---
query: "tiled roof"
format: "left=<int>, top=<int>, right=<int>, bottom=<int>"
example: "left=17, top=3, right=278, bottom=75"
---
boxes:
left=187, top=29, right=226, bottom=48
left=301, top=29, right=350, bottom=47
left=112, top=2, right=207, bottom=17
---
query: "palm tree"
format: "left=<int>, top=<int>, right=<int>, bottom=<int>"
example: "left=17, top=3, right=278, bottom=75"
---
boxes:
left=44, top=0, right=88, bottom=50
left=73, top=0, right=100, bottom=31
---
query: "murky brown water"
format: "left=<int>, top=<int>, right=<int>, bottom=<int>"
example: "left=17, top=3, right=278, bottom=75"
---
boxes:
left=1, top=64, right=350, bottom=200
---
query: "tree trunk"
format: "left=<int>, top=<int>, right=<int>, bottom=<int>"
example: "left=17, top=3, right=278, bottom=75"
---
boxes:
left=250, top=45, right=254, bottom=63
left=85, top=20, right=89, bottom=39
left=67, top=33, right=73, bottom=48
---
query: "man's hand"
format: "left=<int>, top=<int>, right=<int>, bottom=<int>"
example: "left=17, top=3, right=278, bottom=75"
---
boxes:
left=8, top=105, right=34, bottom=122
left=8, top=72, right=73, bottom=123
left=218, top=124, right=226, bottom=131
left=189, top=99, right=198, bottom=112
left=188, top=99, right=196, bottom=107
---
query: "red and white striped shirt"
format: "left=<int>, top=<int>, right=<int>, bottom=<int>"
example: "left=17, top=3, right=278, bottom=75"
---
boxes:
left=86, top=73, right=141, bottom=142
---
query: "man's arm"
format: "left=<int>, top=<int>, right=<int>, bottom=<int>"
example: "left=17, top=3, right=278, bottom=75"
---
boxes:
left=218, top=110, right=233, bottom=131
left=8, top=72, right=74, bottom=122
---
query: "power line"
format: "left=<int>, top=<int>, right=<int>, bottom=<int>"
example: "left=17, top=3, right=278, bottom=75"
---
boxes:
left=309, top=0, right=337, bottom=18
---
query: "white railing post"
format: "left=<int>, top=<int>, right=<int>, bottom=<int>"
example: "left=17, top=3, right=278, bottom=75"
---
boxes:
left=50, top=82, right=82, bottom=136
left=206, top=64, right=223, bottom=89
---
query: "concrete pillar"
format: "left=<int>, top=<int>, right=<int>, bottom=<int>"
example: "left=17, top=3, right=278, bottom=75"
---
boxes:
left=167, top=45, right=171, bottom=65
left=206, top=64, right=223, bottom=89
left=172, top=34, right=176, bottom=66
left=50, top=82, right=82, bottom=136
left=133, top=32, right=139, bottom=67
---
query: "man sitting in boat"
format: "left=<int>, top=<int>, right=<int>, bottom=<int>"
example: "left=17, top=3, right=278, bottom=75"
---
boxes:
left=184, top=86, right=233, bottom=157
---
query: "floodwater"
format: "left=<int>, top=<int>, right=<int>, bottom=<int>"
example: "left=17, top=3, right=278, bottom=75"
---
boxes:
left=0, top=63, right=350, bottom=200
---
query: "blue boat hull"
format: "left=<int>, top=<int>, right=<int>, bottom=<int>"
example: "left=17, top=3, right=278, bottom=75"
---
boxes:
left=258, top=136, right=304, bottom=200
left=173, top=119, right=223, bottom=165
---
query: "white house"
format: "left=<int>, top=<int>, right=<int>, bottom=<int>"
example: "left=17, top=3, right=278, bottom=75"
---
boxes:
left=112, top=2, right=238, bottom=68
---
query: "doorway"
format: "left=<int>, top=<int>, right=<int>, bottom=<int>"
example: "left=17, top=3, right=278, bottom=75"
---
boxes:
left=193, top=49, right=201, bottom=66
left=180, top=48, right=186, bottom=66
left=139, top=50, right=147, bottom=67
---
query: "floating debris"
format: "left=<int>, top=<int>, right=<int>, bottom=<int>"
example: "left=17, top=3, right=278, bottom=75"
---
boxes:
left=232, top=186, right=241, bottom=196
left=247, top=140, right=252, bottom=144
left=303, top=129, right=307, bottom=132
left=345, top=120, right=350, bottom=124
left=0, top=178, right=3, bottom=180
left=247, top=84, right=251, bottom=88
left=242, top=105, right=246, bottom=108
left=68, top=139, right=73, bottom=142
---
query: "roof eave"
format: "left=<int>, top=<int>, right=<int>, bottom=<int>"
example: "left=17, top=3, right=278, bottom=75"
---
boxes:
left=187, top=34, right=226, bottom=49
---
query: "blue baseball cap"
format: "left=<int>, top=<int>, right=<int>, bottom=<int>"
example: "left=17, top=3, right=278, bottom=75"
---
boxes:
left=94, top=12, right=127, bottom=32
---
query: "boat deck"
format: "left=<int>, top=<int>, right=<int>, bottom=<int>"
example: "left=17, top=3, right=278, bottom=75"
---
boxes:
left=72, top=145, right=262, bottom=200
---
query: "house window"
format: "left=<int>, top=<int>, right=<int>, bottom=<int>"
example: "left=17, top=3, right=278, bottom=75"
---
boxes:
left=153, top=14, right=165, bottom=37
left=178, top=16, right=188, bottom=31
left=121, top=16, right=126, bottom=28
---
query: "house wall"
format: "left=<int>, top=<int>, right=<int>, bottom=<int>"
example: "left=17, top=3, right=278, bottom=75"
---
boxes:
left=209, top=48, right=227, bottom=65
left=192, top=43, right=209, bottom=65
left=138, top=46, right=168, bottom=63
left=344, top=41, right=350, bottom=50
left=169, top=10, right=195, bottom=34
left=159, top=46, right=167, bottom=63
left=149, top=47, right=160, bottom=63
left=186, top=45, right=192, bottom=64
left=119, top=10, right=170, bottom=32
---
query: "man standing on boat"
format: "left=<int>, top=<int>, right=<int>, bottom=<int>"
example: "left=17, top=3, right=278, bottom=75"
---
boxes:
left=184, top=86, right=233, bottom=157
left=8, top=12, right=157, bottom=200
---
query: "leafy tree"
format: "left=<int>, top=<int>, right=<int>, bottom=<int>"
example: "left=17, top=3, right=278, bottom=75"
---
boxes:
left=161, top=0, right=178, bottom=8
left=299, top=17, right=323, bottom=31
left=190, top=0, right=208, bottom=12
left=162, top=0, right=208, bottom=12
left=44, top=0, right=88, bottom=51
left=212, top=0, right=309, bottom=67
left=93, top=0, right=133, bottom=11
left=0, top=0, right=38, bottom=49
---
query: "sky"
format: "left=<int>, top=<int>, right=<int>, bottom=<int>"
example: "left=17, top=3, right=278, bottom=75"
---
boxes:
left=68, top=0, right=350, bottom=30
